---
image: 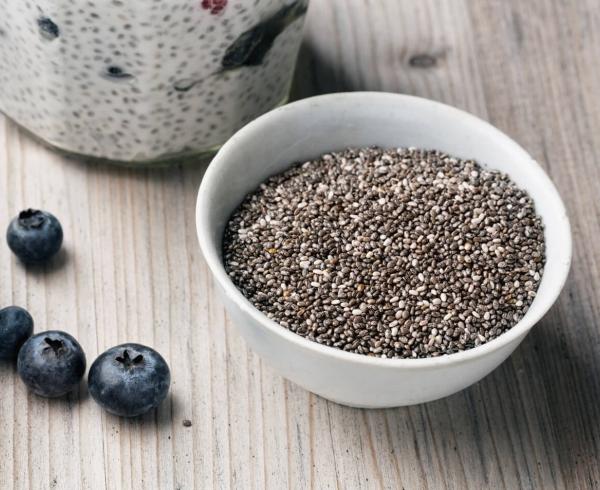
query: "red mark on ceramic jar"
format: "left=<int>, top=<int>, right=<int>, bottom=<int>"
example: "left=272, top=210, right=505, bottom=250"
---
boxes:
left=201, top=0, right=227, bottom=15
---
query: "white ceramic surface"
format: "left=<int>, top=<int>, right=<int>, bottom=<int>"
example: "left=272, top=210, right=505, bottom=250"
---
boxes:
left=196, top=92, right=572, bottom=408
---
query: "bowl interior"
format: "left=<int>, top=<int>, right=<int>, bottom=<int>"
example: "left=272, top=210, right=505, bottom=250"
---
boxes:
left=197, top=92, right=571, bottom=362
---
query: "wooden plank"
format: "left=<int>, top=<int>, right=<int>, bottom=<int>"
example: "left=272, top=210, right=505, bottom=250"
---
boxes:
left=0, top=0, right=599, bottom=488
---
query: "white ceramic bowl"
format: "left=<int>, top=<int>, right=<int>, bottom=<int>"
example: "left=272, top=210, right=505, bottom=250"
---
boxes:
left=196, top=92, right=572, bottom=408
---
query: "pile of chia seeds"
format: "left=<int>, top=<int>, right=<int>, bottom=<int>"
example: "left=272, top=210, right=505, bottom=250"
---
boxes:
left=223, top=147, right=545, bottom=359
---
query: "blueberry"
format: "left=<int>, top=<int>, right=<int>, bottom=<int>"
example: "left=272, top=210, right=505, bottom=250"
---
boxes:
left=17, top=331, right=86, bottom=397
left=0, top=306, right=34, bottom=360
left=88, top=343, right=170, bottom=417
left=37, top=16, right=60, bottom=40
left=6, top=209, right=63, bottom=264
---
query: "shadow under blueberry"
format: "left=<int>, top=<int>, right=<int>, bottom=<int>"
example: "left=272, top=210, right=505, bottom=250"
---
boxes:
left=14, top=246, right=69, bottom=276
left=99, top=391, right=177, bottom=430
left=40, top=382, right=89, bottom=408
left=0, top=358, right=17, bottom=374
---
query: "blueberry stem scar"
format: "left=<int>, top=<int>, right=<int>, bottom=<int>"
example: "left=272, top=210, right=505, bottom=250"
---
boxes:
left=44, top=337, right=65, bottom=355
left=19, top=209, right=45, bottom=228
left=116, top=349, right=144, bottom=367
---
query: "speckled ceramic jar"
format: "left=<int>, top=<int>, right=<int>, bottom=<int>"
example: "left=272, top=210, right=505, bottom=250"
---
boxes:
left=0, top=0, right=308, bottom=165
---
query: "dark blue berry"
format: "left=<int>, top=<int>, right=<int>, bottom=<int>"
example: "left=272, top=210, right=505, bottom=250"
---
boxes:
left=0, top=306, right=34, bottom=360
left=6, top=209, right=63, bottom=264
left=37, top=16, right=60, bottom=40
left=17, top=331, right=86, bottom=397
left=88, top=343, right=170, bottom=417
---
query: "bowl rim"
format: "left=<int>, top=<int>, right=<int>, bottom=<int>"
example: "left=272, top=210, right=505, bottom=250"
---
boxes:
left=196, top=91, right=572, bottom=369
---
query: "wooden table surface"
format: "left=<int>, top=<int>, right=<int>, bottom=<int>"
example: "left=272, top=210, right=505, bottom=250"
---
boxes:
left=1, top=0, right=599, bottom=488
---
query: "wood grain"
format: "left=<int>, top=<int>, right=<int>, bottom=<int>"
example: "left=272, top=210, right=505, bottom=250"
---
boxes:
left=1, top=0, right=599, bottom=488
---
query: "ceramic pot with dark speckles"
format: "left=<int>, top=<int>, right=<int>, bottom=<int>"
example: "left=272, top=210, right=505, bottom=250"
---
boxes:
left=0, top=0, right=309, bottom=165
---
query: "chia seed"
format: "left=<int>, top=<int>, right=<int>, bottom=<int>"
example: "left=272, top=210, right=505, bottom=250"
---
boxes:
left=223, top=147, right=546, bottom=359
